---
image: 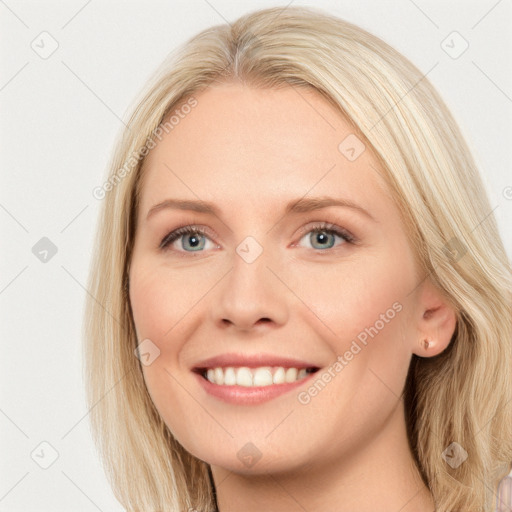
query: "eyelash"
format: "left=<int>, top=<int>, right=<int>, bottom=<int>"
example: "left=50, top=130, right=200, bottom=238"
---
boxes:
left=159, top=222, right=356, bottom=255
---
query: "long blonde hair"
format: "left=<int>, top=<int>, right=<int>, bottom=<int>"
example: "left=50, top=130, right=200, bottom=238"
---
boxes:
left=83, top=6, right=512, bottom=511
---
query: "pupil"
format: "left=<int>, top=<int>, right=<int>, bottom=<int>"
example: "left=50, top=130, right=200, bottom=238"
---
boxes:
left=317, top=233, right=327, bottom=245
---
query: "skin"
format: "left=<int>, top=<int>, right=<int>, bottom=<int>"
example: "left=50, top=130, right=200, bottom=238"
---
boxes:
left=128, top=82, right=457, bottom=512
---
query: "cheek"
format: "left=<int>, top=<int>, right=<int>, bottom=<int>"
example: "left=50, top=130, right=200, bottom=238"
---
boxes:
left=286, top=255, right=412, bottom=341
left=128, top=260, right=217, bottom=403
left=129, top=276, right=173, bottom=341
left=286, top=259, right=415, bottom=445
left=129, top=260, right=211, bottom=343
left=129, top=264, right=209, bottom=442
left=285, top=251, right=416, bottom=394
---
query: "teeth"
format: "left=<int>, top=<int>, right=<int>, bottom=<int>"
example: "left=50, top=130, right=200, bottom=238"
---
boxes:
left=285, top=367, right=298, bottom=383
left=253, top=367, right=273, bottom=386
left=203, top=366, right=315, bottom=386
left=224, top=367, right=236, bottom=385
left=273, top=367, right=285, bottom=384
left=214, top=367, right=224, bottom=385
left=237, top=367, right=253, bottom=387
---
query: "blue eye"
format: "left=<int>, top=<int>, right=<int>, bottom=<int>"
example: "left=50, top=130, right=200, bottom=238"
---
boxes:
left=298, top=225, right=353, bottom=250
left=159, top=222, right=355, bottom=254
left=309, top=230, right=335, bottom=249
left=159, top=226, right=213, bottom=252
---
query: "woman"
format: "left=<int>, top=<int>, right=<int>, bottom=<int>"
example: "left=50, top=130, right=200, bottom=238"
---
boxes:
left=83, top=6, right=512, bottom=511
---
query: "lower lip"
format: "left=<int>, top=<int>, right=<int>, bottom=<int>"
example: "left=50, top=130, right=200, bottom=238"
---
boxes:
left=193, top=371, right=318, bottom=405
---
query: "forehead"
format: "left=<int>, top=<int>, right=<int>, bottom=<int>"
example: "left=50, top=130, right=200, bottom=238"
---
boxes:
left=139, top=83, right=392, bottom=219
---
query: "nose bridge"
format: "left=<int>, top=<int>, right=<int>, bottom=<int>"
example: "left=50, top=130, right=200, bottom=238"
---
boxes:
left=211, top=233, right=289, bottom=330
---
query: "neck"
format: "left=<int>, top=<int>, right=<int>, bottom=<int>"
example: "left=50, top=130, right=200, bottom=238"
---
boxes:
left=210, top=401, right=435, bottom=512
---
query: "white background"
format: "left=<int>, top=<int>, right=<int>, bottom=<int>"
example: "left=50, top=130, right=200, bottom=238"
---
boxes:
left=1, top=1, right=511, bottom=510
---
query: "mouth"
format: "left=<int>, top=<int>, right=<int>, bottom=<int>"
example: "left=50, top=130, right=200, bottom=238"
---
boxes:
left=193, top=365, right=320, bottom=387
left=190, top=353, right=322, bottom=404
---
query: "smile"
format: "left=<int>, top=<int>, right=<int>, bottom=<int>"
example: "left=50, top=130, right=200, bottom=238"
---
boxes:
left=192, top=366, right=320, bottom=405
left=200, top=366, right=318, bottom=386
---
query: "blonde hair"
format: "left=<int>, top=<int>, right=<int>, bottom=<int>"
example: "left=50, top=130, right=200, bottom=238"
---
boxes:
left=83, top=6, right=512, bottom=511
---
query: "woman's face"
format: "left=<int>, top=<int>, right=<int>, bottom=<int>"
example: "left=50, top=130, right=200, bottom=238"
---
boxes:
left=129, top=82, right=436, bottom=474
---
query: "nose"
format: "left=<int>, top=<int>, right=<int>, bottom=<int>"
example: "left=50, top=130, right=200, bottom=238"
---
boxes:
left=210, top=245, right=289, bottom=332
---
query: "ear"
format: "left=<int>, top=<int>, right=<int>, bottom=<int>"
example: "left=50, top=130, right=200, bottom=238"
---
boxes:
left=412, top=278, right=457, bottom=358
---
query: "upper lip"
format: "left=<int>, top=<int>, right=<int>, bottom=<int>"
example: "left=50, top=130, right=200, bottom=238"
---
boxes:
left=192, top=353, right=321, bottom=371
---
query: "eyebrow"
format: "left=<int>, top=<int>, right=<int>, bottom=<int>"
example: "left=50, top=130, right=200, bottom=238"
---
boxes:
left=146, top=196, right=376, bottom=221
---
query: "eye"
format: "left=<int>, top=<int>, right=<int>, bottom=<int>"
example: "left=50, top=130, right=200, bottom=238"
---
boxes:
left=159, top=226, right=217, bottom=254
left=159, top=221, right=356, bottom=255
left=295, top=222, right=355, bottom=250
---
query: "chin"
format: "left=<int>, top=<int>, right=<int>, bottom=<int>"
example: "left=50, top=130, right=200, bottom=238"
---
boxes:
left=186, top=436, right=314, bottom=476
